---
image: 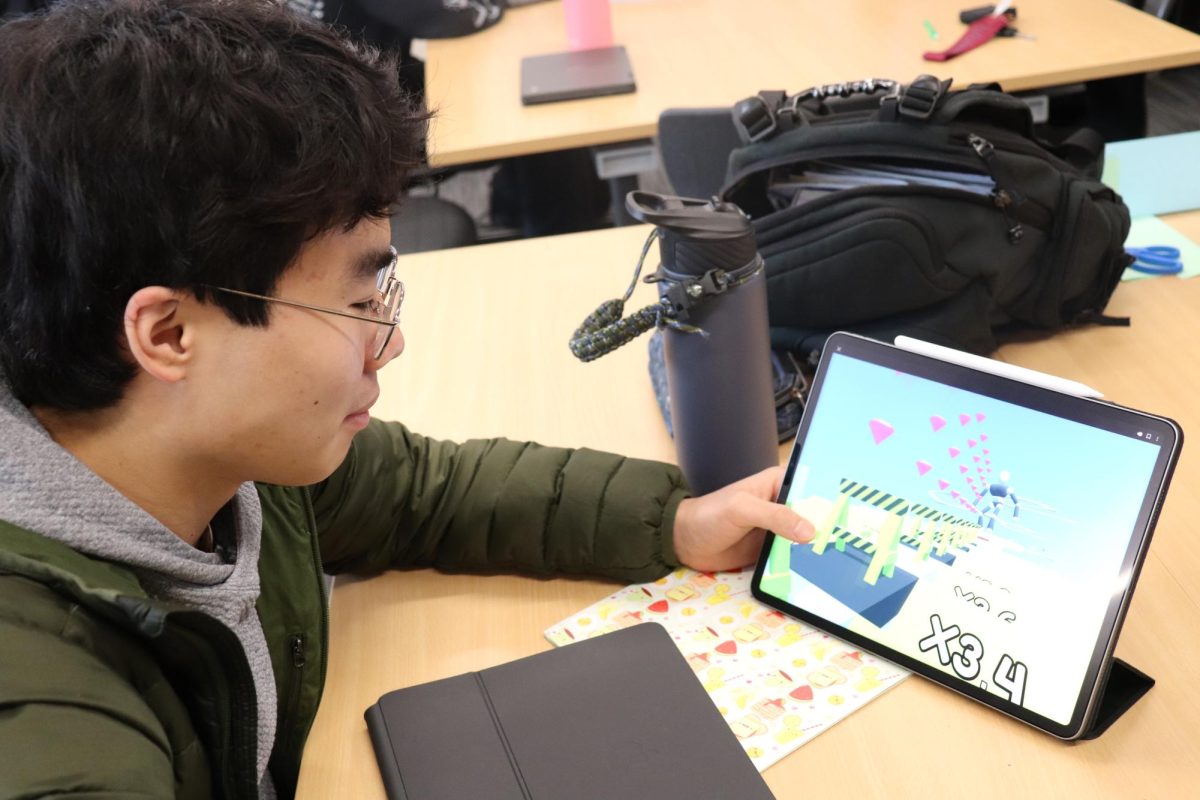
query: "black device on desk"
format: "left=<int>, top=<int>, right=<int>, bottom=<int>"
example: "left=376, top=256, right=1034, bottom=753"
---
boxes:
left=752, top=332, right=1181, bottom=740
left=960, top=4, right=1023, bottom=36
left=960, top=4, right=1017, bottom=23
left=520, top=45, right=635, bottom=105
left=365, top=623, right=773, bottom=800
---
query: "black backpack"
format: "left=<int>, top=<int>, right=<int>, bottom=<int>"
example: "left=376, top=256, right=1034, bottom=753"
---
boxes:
left=718, top=75, right=1133, bottom=364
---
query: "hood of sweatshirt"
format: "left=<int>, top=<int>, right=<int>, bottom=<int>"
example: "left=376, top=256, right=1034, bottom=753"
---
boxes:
left=0, top=374, right=277, bottom=790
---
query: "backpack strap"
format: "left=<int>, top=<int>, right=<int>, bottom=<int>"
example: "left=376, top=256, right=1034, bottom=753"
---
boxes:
left=1051, top=127, right=1107, bottom=177
left=879, top=75, right=953, bottom=122
left=732, top=90, right=789, bottom=143
left=733, top=79, right=901, bottom=143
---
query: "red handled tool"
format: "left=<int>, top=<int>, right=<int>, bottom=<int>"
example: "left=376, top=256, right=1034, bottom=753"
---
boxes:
left=924, top=4, right=1013, bottom=62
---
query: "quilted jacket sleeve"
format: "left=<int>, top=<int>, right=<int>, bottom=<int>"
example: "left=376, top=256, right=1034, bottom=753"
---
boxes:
left=0, top=576, right=187, bottom=800
left=310, top=419, right=690, bottom=583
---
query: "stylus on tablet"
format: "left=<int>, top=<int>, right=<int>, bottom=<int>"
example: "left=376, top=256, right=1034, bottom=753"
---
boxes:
left=893, top=336, right=1104, bottom=399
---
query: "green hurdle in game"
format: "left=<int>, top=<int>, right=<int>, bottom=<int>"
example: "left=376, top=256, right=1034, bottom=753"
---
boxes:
left=904, top=503, right=981, bottom=558
left=761, top=533, right=794, bottom=598
left=814, top=479, right=910, bottom=585
left=903, top=502, right=942, bottom=560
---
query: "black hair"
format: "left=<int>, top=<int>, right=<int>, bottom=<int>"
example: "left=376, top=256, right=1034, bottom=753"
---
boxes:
left=0, top=0, right=426, bottom=410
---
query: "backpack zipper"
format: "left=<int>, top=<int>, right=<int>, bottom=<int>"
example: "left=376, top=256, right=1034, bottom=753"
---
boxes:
left=967, top=133, right=1024, bottom=245
left=724, top=142, right=1052, bottom=232
left=753, top=182, right=1044, bottom=247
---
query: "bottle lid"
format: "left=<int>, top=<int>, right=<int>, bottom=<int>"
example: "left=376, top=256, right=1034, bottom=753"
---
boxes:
left=625, top=191, right=758, bottom=277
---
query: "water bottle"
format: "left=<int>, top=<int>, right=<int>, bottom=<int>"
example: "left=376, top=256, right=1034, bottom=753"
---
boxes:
left=568, top=192, right=777, bottom=495
left=628, top=192, right=777, bottom=494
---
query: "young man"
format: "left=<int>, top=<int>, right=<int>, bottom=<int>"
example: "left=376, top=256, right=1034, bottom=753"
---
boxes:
left=0, top=1, right=813, bottom=798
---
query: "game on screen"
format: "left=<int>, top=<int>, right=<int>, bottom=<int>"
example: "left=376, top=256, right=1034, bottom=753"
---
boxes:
left=760, top=353, right=1161, bottom=724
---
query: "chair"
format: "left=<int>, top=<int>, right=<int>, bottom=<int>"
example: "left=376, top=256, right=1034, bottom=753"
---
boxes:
left=390, top=195, right=478, bottom=255
left=315, top=0, right=483, bottom=253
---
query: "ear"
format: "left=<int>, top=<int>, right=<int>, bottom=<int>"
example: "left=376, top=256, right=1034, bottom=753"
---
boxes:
left=123, top=286, right=192, bottom=383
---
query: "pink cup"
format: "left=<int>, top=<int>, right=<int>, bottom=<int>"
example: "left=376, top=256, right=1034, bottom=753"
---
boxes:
left=563, top=0, right=614, bottom=51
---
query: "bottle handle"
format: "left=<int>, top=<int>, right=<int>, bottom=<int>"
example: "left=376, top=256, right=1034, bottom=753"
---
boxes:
left=567, top=226, right=764, bottom=363
left=568, top=230, right=692, bottom=362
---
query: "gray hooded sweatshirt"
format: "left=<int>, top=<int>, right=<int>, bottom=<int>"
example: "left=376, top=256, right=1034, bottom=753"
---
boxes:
left=0, top=377, right=278, bottom=798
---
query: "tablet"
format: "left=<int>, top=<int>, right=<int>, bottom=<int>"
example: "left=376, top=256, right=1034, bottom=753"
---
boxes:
left=520, top=46, right=636, bottom=106
left=751, top=332, right=1181, bottom=739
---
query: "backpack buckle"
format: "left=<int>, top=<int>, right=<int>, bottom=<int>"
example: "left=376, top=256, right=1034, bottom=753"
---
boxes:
left=734, top=93, right=780, bottom=143
left=878, top=81, right=902, bottom=121
left=778, top=91, right=805, bottom=122
left=897, top=75, right=950, bottom=120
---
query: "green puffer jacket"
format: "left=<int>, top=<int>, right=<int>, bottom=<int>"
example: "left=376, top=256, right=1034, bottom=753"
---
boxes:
left=0, top=420, right=688, bottom=799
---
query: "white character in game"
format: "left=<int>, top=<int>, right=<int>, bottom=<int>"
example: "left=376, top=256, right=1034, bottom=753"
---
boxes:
left=980, top=470, right=1020, bottom=530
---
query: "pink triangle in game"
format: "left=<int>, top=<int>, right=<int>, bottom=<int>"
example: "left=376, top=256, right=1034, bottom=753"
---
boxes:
left=977, top=466, right=985, bottom=473
left=869, top=418, right=894, bottom=445
left=950, top=489, right=960, bottom=498
left=916, top=460, right=932, bottom=476
left=948, top=446, right=961, bottom=458
left=967, top=439, right=977, bottom=448
left=959, top=465, right=969, bottom=474
left=959, top=414, right=971, bottom=425
left=937, top=479, right=950, bottom=490
left=982, top=448, right=989, bottom=455
left=973, top=455, right=981, bottom=463
left=976, top=413, right=986, bottom=422
left=930, top=415, right=947, bottom=432
left=981, top=434, right=988, bottom=442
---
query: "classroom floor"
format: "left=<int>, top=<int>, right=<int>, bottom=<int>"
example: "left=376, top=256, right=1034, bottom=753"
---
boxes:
left=418, top=65, right=1200, bottom=244
left=1147, top=64, right=1200, bottom=134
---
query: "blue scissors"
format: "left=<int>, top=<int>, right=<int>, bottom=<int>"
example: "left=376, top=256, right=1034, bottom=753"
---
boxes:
left=1125, top=245, right=1183, bottom=275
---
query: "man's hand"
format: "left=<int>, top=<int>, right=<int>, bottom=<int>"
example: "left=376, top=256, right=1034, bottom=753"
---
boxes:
left=672, top=466, right=814, bottom=572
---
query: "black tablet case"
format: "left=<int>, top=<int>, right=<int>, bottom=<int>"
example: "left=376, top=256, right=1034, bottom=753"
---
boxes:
left=365, top=622, right=775, bottom=799
left=1080, top=658, right=1155, bottom=739
left=519, top=45, right=636, bottom=105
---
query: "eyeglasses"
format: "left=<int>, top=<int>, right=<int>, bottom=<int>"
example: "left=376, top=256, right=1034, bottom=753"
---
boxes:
left=207, top=246, right=404, bottom=360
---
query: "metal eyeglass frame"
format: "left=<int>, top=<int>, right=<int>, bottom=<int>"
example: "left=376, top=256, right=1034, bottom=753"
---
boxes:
left=206, top=246, right=404, bottom=360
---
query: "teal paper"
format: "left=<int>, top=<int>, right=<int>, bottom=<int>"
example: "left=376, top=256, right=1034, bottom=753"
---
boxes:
left=1103, top=131, right=1200, bottom=218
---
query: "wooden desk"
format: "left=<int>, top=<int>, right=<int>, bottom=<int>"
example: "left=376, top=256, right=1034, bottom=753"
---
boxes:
left=424, top=0, right=1200, bottom=167
left=296, top=215, right=1200, bottom=799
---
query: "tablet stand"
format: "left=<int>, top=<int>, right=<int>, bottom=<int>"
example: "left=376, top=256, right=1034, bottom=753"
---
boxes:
left=1081, top=658, right=1155, bottom=740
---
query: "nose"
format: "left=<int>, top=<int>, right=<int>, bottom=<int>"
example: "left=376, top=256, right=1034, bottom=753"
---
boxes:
left=368, top=325, right=405, bottom=369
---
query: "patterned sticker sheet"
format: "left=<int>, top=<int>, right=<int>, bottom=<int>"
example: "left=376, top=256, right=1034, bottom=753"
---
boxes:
left=544, top=567, right=909, bottom=771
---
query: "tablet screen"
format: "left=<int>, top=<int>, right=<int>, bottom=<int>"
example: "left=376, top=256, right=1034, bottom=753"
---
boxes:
left=752, top=333, right=1180, bottom=738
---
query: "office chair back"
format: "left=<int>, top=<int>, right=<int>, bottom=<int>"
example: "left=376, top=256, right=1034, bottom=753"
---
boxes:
left=391, top=195, right=478, bottom=254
